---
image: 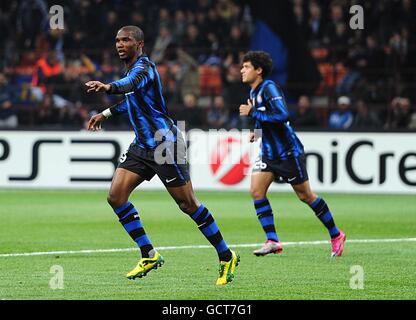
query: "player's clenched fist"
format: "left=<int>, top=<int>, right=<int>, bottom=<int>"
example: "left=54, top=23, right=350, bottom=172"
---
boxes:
left=239, top=99, right=253, bottom=116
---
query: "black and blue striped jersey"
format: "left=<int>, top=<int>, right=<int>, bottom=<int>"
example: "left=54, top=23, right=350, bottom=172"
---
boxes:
left=109, top=55, right=178, bottom=150
left=249, top=80, right=304, bottom=160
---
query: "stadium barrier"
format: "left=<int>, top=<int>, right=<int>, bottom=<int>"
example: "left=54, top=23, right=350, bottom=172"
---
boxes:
left=0, top=130, right=415, bottom=194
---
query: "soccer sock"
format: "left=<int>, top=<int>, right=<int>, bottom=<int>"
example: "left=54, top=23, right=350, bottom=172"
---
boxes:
left=309, top=196, right=340, bottom=239
left=190, top=204, right=232, bottom=261
left=254, top=198, right=279, bottom=242
left=114, top=201, right=154, bottom=258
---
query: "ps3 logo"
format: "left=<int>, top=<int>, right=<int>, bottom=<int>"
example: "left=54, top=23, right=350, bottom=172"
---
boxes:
left=0, top=139, right=120, bottom=182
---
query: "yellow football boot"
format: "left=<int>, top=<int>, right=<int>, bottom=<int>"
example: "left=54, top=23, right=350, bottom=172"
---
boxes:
left=126, top=251, right=164, bottom=280
left=216, top=250, right=240, bottom=285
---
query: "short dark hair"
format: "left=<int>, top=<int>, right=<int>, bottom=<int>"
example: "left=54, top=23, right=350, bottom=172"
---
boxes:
left=120, top=25, right=144, bottom=41
left=242, top=51, right=273, bottom=78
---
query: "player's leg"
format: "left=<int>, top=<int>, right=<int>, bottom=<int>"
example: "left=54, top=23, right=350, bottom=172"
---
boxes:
left=107, top=168, right=155, bottom=258
left=166, top=181, right=239, bottom=285
left=250, top=171, right=283, bottom=256
left=108, top=168, right=164, bottom=278
left=291, top=180, right=346, bottom=257
left=166, top=181, right=231, bottom=262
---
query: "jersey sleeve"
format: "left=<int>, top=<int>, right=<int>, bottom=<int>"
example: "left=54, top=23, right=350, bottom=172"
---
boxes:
left=108, top=60, right=154, bottom=94
left=109, top=98, right=128, bottom=116
left=249, top=83, right=289, bottom=123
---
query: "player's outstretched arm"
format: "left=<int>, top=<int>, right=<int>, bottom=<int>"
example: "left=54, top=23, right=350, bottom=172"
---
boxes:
left=107, top=63, right=153, bottom=94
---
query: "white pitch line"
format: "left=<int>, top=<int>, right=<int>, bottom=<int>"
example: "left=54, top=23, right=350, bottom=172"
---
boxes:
left=0, top=237, right=415, bottom=258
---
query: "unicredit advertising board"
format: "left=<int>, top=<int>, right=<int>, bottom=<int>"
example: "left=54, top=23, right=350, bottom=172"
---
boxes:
left=0, top=130, right=415, bottom=193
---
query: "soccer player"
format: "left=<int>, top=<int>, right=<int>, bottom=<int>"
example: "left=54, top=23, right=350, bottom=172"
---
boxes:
left=85, top=26, right=239, bottom=285
left=239, top=51, right=346, bottom=257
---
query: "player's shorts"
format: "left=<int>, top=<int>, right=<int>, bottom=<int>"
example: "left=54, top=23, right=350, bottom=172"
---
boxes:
left=252, top=154, right=309, bottom=185
left=118, top=140, right=190, bottom=188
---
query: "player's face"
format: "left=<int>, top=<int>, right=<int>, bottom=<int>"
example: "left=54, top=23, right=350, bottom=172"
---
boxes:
left=115, top=30, right=143, bottom=60
left=241, top=61, right=261, bottom=84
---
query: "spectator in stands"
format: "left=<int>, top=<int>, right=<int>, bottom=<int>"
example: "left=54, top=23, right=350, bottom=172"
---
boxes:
left=324, top=1, right=344, bottom=34
left=293, top=95, right=320, bottom=128
left=181, top=24, right=206, bottom=61
left=151, top=26, right=173, bottom=63
left=98, top=11, right=121, bottom=48
left=158, top=7, right=173, bottom=32
left=45, top=27, right=65, bottom=62
left=293, top=0, right=308, bottom=37
left=176, top=93, right=205, bottom=130
left=223, top=25, right=248, bottom=62
left=384, top=97, right=413, bottom=129
left=222, top=63, right=247, bottom=129
left=0, top=72, right=17, bottom=128
left=207, top=95, right=229, bottom=129
left=388, top=31, right=408, bottom=66
left=57, top=102, right=88, bottom=128
left=64, top=28, right=88, bottom=53
left=352, top=100, right=381, bottom=129
left=175, top=47, right=200, bottom=99
left=36, top=94, right=58, bottom=126
left=185, top=10, right=196, bottom=26
left=206, top=7, right=227, bottom=44
left=130, top=12, right=146, bottom=29
left=361, top=35, right=387, bottom=82
left=2, top=0, right=416, bottom=131
left=205, top=32, right=221, bottom=64
left=195, top=11, right=208, bottom=36
left=0, top=6, right=11, bottom=50
left=31, top=51, right=63, bottom=96
left=216, top=0, right=240, bottom=24
left=336, top=62, right=361, bottom=96
left=307, top=1, right=325, bottom=47
left=0, top=100, right=18, bottom=128
left=53, top=67, right=83, bottom=105
left=173, top=10, right=188, bottom=42
left=0, top=72, right=13, bottom=103
left=323, top=2, right=351, bottom=61
left=328, top=96, right=354, bottom=129
left=16, top=0, right=49, bottom=49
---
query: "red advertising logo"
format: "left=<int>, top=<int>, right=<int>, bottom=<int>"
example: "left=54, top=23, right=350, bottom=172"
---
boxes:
left=210, top=136, right=250, bottom=185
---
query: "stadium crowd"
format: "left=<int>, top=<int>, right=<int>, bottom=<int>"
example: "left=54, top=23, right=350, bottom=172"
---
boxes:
left=0, top=0, right=415, bottom=130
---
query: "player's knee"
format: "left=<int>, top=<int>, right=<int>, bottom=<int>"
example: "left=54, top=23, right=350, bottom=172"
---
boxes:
left=177, top=199, right=198, bottom=215
left=297, top=192, right=315, bottom=204
left=107, top=192, right=126, bottom=209
left=250, top=187, right=266, bottom=200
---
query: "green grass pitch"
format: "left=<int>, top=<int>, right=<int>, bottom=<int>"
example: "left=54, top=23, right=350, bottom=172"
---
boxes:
left=0, top=190, right=415, bottom=300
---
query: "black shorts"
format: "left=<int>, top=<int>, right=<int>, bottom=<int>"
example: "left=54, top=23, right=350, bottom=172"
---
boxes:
left=252, top=154, right=309, bottom=185
left=118, top=142, right=190, bottom=188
